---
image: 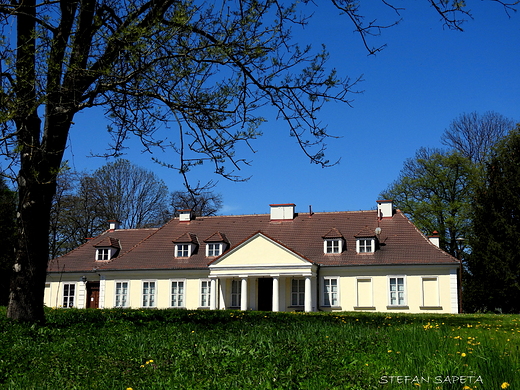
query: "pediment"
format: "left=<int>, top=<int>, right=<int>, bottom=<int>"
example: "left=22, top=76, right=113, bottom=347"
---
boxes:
left=209, top=232, right=311, bottom=268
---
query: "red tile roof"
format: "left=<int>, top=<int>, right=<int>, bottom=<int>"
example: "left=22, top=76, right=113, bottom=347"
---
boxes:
left=47, top=209, right=458, bottom=273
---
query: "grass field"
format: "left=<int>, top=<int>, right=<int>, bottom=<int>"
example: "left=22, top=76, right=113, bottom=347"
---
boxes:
left=0, top=308, right=517, bottom=389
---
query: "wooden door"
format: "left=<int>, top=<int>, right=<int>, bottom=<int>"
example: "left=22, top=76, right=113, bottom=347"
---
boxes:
left=86, top=282, right=100, bottom=309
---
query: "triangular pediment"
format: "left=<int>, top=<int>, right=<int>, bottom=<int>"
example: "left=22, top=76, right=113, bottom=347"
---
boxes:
left=210, top=232, right=312, bottom=268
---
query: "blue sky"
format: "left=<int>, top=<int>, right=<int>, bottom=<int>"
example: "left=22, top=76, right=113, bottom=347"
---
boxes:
left=63, top=2, right=520, bottom=216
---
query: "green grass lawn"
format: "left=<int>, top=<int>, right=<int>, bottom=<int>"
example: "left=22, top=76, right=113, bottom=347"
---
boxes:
left=0, top=308, right=517, bottom=389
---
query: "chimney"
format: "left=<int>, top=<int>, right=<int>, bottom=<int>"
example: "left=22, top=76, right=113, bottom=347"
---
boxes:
left=376, top=200, right=394, bottom=219
left=428, top=231, right=440, bottom=247
left=269, top=204, right=296, bottom=220
left=108, top=220, right=120, bottom=231
left=178, top=209, right=194, bottom=222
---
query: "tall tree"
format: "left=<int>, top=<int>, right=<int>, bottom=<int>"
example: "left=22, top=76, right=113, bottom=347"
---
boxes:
left=49, top=160, right=171, bottom=258
left=441, top=111, right=516, bottom=164
left=380, top=148, right=478, bottom=257
left=466, top=127, right=520, bottom=313
left=0, top=1, right=515, bottom=321
left=0, top=178, right=16, bottom=306
left=171, top=190, right=223, bottom=217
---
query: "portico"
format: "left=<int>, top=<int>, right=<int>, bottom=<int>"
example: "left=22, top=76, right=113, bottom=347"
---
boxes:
left=208, top=233, right=317, bottom=312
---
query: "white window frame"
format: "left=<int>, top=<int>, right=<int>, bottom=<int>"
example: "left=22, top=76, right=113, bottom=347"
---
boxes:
left=142, top=280, right=156, bottom=308
left=388, top=276, right=407, bottom=306
left=356, top=238, right=375, bottom=253
left=206, top=243, right=223, bottom=257
left=175, top=243, right=194, bottom=257
left=170, top=279, right=186, bottom=308
left=323, top=239, right=343, bottom=254
left=96, top=248, right=111, bottom=261
left=322, top=277, right=339, bottom=307
left=62, top=283, right=76, bottom=308
left=200, top=279, right=211, bottom=308
left=230, top=279, right=241, bottom=308
left=115, top=281, right=129, bottom=308
left=291, top=278, right=305, bottom=307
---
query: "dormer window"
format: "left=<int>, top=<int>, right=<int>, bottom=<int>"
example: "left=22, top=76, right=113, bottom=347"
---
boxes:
left=94, top=236, right=120, bottom=261
left=355, top=226, right=378, bottom=254
left=204, top=231, right=229, bottom=258
left=357, top=238, right=374, bottom=253
left=322, top=228, right=344, bottom=254
left=207, top=243, right=222, bottom=257
left=97, top=248, right=110, bottom=261
left=176, top=244, right=193, bottom=257
left=324, top=239, right=342, bottom=254
left=173, top=232, right=198, bottom=258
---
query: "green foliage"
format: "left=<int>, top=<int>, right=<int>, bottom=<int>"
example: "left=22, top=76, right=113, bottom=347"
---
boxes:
left=466, top=126, right=520, bottom=313
left=0, top=308, right=517, bottom=389
left=380, top=148, right=479, bottom=257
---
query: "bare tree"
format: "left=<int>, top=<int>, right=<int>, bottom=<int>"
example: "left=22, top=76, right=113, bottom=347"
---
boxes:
left=441, top=111, right=517, bottom=164
left=0, top=0, right=516, bottom=321
left=171, top=190, right=223, bottom=217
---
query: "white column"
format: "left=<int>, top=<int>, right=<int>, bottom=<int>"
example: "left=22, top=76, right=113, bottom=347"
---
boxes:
left=210, top=278, right=217, bottom=310
left=240, top=277, right=248, bottom=311
left=272, top=276, right=280, bottom=312
left=304, top=276, right=312, bottom=312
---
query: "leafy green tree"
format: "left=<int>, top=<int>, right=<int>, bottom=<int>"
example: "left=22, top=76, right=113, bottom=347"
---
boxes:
left=0, top=0, right=515, bottom=321
left=0, top=178, right=16, bottom=305
left=465, top=127, right=520, bottom=313
left=380, top=148, right=479, bottom=257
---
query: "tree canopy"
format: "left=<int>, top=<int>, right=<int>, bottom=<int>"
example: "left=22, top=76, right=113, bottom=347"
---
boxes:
left=49, top=160, right=171, bottom=258
left=380, top=147, right=478, bottom=257
left=466, top=126, right=520, bottom=313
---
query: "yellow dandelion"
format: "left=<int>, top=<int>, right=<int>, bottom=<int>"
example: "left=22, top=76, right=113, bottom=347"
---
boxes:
left=462, top=386, right=471, bottom=390
left=501, top=383, right=510, bottom=389
left=388, top=350, right=392, bottom=353
left=461, top=352, right=467, bottom=357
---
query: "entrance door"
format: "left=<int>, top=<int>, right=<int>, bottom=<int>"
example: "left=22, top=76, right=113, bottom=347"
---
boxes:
left=257, top=278, right=273, bottom=311
left=86, top=282, right=100, bottom=309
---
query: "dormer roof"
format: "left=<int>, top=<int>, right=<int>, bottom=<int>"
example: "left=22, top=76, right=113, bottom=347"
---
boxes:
left=355, top=226, right=376, bottom=238
left=173, top=232, right=198, bottom=244
left=94, top=236, right=121, bottom=249
left=322, top=228, right=343, bottom=239
left=204, top=231, right=229, bottom=243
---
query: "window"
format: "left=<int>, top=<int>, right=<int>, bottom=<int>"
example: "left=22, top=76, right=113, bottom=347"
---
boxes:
left=171, top=280, right=185, bottom=307
left=357, top=238, right=374, bottom=253
left=389, top=277, right=405, bottom=306
left=323, top=277, right=339, bottom=306
left=115, top=281, right=129, bottom=307
left=324, top=239, right=342, bottom=254
left=200, top=280, right=211, bottom=307
left=231, top=280, right=241, bottom=307
left=206, top=243, right=222, bottom=257
left=142, top=281, right=156, bottom=307
left=97, top=248, right=110, bottom=261
left=176, top=244, right=190, bottom=257
left=291, top=279, right=305, bottom=306
left=62, top=283, right=75, bottom=308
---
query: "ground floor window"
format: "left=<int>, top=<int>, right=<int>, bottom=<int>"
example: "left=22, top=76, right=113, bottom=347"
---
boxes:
left=62, top=283, right=75, bottom=308
left=171, top=280, right=185, bottom=307
left=231, top=280, right=241, bottom=307
left=115, top=281, right=129, bottom=307
left=200, top=280, right=211, bottom=307
left=142, top=281, right=156, bottom=307
left=323, top=277, right=339, bottom=306
left=389, top=277, right=405, bottom=306
left=291, top=279, right=305, bottom=306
